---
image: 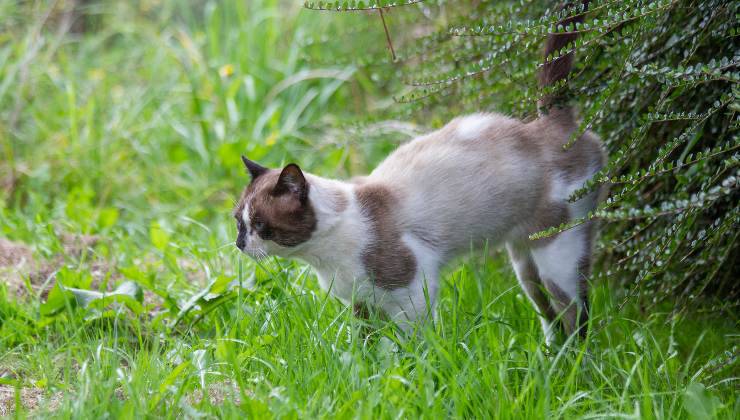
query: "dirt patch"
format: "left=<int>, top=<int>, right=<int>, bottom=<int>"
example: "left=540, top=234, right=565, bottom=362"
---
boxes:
left=0, top=238, right=38, bottom=296
left=0, top=234, right=111, bottom=298
left=186, top=380, right=245, bottom=406
left=0, top=235, right=169, bottom=317
left=0, top=238, right=34, bottom=267
left=0, top=385, right=63, bottom=416
left=59, top=233, right=100, bottom=257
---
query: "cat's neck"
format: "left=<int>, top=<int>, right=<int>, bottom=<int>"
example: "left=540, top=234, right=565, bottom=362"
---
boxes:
left=292, top=175, right=368, bottom=273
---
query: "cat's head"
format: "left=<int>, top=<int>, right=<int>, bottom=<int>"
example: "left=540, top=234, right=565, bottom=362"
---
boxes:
left=233, top=156, right=317, bottom=259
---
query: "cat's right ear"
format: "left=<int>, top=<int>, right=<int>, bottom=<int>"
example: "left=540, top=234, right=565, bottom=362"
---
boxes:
left=241, top=155, right=268, bottom=180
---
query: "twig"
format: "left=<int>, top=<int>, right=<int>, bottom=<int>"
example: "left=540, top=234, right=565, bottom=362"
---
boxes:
left=379, top=8, right=396, bottom=61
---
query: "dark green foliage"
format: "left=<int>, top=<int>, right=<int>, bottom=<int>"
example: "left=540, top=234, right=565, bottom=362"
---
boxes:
left=306, top=0, right=739, bottom=313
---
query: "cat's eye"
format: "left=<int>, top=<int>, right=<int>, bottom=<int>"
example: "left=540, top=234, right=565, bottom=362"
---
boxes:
left=253, top=221, right=265, bottom=231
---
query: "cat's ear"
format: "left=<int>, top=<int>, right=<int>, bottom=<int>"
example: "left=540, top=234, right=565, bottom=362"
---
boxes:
left=241, top=155, right=268, bottom=179
left=273, top=163, right=308, bottom=201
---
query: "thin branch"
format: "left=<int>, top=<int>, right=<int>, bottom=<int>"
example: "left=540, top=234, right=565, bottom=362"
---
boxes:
left=379, top=8, right=396, bottom=61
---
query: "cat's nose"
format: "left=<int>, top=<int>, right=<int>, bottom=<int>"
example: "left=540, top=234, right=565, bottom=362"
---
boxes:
left=236, top=238, right=246, bottom=250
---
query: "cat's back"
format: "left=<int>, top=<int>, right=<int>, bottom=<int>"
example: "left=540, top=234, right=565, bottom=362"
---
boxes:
left=366, top=113, right=547, bottom=252
left=369, top=112, right=541, bottom=183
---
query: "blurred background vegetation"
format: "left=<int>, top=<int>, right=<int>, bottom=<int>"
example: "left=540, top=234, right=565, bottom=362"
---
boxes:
left=1, top=0, right=387, bottom=232
left=0, top=0, right=738, bottom=417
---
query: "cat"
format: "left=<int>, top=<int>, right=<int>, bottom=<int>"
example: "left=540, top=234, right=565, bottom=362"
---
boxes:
left=233, top=1, right=605, bottom=343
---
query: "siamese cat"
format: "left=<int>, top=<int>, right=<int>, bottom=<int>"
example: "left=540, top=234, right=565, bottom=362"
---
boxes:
left=233, top=1, right=604, bottom=343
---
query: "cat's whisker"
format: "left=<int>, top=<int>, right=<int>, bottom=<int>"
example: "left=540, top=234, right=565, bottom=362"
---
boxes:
left=215, top=242, right=236, bottom=251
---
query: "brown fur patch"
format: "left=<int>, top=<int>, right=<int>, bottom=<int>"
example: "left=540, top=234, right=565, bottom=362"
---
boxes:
left=528, top=202, right=570, bottom=248
left=538, top=1, right=591, bottom=111
left=235, top=170, right=317, bottom=247
left=553, top=134, right=605, bottom=182
left=353, top=302, right=370, bottom=319
left=355, top=184, right=416, bottom=290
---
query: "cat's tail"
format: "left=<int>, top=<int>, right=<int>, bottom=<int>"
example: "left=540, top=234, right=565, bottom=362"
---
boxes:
left=537, top=1, right=590, bottom=121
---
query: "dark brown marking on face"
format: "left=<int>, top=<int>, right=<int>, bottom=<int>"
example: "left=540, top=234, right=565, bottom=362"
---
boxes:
left=355, top=184, right=416, bottom=290
left=234, top=165, right=317, bottom=248
left=233, top=185, right=251, bottom=251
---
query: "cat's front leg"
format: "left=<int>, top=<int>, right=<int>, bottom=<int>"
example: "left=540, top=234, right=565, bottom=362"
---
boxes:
left=376, top=271, right=439, bottom=335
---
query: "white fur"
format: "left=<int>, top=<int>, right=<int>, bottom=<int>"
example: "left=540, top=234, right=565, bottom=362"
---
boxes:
left=529, top=167, right=596, bottom=302
left=370, top=113, right=541, bottom=257
left=530, top=226, right=586, bottom=300
left=241, top=203, right=250, bottom=224
left=239, top=200, right=265, bottom=257
left=455, top=113, right=492, bottom=140
left=300, top=180, right=372, bottom=303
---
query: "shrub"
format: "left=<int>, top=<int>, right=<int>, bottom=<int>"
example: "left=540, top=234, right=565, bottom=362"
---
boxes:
left=304, top=0, right=739, bottom=313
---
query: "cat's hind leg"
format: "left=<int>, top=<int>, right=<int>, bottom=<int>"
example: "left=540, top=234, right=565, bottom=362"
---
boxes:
left=506, top=243, right=558, bottom=345
left=529, top=222, right=592, bottom=339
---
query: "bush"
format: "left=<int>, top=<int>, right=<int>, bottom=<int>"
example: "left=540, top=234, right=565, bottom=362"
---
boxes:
left=305, top=0, right=739, bottom=313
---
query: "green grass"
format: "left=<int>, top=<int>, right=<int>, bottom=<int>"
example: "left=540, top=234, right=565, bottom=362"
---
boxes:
left=0, top=0, right=737, bottom=418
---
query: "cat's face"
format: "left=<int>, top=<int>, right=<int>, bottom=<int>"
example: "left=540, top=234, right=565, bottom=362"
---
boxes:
left=233, top=157, right=316, bottom=259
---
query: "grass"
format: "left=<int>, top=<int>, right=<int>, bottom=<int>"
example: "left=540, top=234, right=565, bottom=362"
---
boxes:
left=0, top=0, right=737, bottom=418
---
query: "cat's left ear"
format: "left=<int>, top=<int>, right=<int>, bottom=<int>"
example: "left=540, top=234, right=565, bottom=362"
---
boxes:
left=274, top=164, right=308, bottom=202
left=241, top=155, right=268, bottom=180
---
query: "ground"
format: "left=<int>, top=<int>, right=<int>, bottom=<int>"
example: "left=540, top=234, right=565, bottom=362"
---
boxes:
left=0, top=0, right=737, bottom=418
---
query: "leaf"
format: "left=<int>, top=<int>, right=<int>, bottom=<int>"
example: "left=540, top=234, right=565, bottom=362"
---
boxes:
left=150, top=222, right=171, bottom=251
left=97, top=207, right=119, bottom=228
left=170, top=275, right=237, bottom=329
left=205, top=274, right=235, bottom=300
left=41, top=281, right=145, bottom=317
left=683, top=382, right=722, bottom=419
left=150, top=360, right=191, bottom=410
left=191, top=349, right=209, bottom=389
left=40, top=282, right=77, bottom=317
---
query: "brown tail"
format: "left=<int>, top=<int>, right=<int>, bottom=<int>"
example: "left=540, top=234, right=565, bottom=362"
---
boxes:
left=538, top=1, right=590, bottom=116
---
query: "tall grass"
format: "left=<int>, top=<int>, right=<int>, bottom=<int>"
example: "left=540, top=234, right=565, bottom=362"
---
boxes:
left=0, top=0, right=737, bottom=418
